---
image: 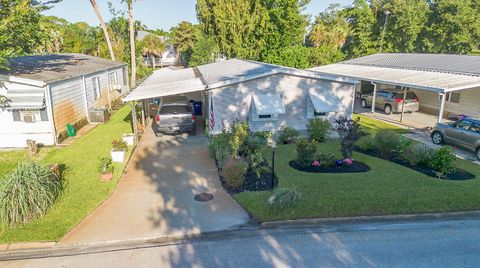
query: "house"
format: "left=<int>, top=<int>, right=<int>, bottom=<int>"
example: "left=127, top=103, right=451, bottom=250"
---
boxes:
left=0, top=53, right=129, bottom=148
left=310, top=53, right=480, bottom=125
left=137, top=30, right=177, bottom=68
left=123, top=59, right=358, bottom=134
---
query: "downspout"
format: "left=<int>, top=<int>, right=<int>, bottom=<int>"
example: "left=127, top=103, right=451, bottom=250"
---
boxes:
left=44, top=84, right=58, bottom=145
left=82, top=76, right=90, bottom=123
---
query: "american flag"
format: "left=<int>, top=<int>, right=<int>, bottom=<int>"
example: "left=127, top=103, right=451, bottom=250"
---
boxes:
left=209, top=96, right=215, bottom=132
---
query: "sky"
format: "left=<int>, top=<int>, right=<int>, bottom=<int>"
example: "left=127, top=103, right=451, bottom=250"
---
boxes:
left=43, top=0, right=353, bottom=31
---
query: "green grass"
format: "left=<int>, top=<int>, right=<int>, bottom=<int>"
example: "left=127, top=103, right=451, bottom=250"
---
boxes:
left=353, top=114, right=409, bottom=135
left=0, top=105, right=133, bottom=243
left=0, top=148, right=54, bottom=181
left=469, top=49, right=480, bottom=56
left=234, top=142, right=480, bottom=222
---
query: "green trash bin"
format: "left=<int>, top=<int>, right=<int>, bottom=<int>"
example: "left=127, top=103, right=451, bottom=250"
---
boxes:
left=67, top=123, right=76, bottom=137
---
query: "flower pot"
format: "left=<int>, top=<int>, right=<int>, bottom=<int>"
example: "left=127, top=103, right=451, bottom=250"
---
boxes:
left=111, top=150, right=126, bottom=163
left=100, top=172, right=113, bottom=181
left=122, top=134, right=135, bottom=146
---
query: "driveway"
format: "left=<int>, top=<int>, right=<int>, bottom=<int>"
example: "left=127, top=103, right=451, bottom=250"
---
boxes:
left=60, top=125, right=249, bottom=244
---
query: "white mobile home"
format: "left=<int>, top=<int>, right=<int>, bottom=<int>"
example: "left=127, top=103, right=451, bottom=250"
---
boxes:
left=0, top=53, right=129, bottom=148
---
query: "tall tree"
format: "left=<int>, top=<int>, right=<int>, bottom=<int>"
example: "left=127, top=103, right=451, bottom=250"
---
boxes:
left=170, top=21, right=197, bottom=66
left=306, top=4, right=349, bottom=49
left=89, top=0, right=116, bottom=60
left=140, top=34, right=166, bottom=69
left=188, top=33, right=219, bottom=67
left=343, top=0, right=377, bottom=58
left=127, top=0, right=136, bottom=87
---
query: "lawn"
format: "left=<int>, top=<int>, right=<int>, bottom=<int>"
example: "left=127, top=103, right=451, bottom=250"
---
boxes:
left=0, top=105, right=133, bottom=243
left=353, top=114, right=409, bottom=135
left=233, top=116, right=480, bottom=222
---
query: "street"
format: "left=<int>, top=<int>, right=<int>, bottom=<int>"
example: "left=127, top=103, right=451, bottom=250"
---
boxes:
left=2, top=216, right=480, bottom=267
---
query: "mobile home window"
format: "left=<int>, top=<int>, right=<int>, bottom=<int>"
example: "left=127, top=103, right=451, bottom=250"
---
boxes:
left=92, top=77, right=101, bottom=100
left=259, top=114, right=272, bottom=119
left=18, top=110, right=41, bottom=123
left=108, top=72, right=118, bottom=91
left=314, top=111, right=329, bottom=117
left=448, top=92, right=461, bottom=103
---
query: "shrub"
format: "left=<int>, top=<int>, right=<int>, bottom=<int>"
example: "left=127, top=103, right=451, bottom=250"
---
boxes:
left=112, top=139, right=128, bottom=151
left=402, top=143, right=436, bottom=166
left=238, top=135, right=263, bottom=157
left=335, top=116, right=364, bottom=159
left=356, top=135, right=376, bottom=151
left=315, top=152, right=336, bottom=168
left=209, top=133, right=232, bottom=168
left=254, top=131, right=273, bottom=144
left=97, top=156, right=114, bottom=174
left=229, top=121, right=249, bottom=156
left=278, top=127, right=300, bottom=144
left=268, top=188, right=302, bottom=210
left=429, top=146, right=456, bottom=178
left=296, top=139, right=317, bottom=168
left=375, top=130, right=400, bottom=158
left=222, top=158, right=248, bottom=189
left=307, top=118, right=331, bottom=142
left=245, top=151, right=267, bottom=178
left=0, top=162, right=62, bottom=226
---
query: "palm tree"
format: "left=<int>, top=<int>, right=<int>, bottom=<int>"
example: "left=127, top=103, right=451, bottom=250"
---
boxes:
left=89, top=0, right=116, bottom=60
left=128, top=0, right=136, bottom=87
left=142, top=34, right=166, bottom=69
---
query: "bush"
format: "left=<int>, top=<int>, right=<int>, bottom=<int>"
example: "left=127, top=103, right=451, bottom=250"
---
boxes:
left=97, top=156, right=114, bottom=174
left=429, top=146, right=456, bottom=178
left=238, top=135, right=263, bottom=157
left=278, top=127, right=300, bottom=144
left=268, top=188, right=302, bottom=210
left=335, top=116, right=364, bottom=159
left=356, top=135, right=376, bottom=151
left=315, top=152, right=336, bottom=168
left=209, top=133, right=232, bottom=168
left=0, top=162, right=62, bottom=226
left=245, top=151, right=268, bottom=178
left=254, top=131, right=273, bottom=144
left=222, top=158, right=248, bottom=189
left=229, top=121, right=249, bottom=156
left=112, top=139, right=128, bottom=151
left=307, top=118, right=331, bottom=142
left=402, top=143, right=436, bottom=166
left=296, top=139, right=317, bottom=168
left=375, top=130, right=400, bottom=158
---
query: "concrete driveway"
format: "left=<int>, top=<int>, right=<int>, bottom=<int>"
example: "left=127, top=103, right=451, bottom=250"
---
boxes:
left=60, top=125, right=249, bottom=245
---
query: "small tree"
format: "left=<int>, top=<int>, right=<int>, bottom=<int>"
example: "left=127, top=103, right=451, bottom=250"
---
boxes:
left=335, top=116, right=364, bottom=159
left=295, top=139, right=317, bottom=168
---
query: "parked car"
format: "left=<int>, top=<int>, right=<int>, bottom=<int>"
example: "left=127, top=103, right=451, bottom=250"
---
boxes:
left=431, top=118, right=480, bottom=160
left=154, top=95, right=196, bottom=136
left=360, top=89, right=420, bottom=115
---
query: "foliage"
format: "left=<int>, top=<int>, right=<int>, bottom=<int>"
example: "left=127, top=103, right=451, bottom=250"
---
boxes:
left=429, top=146, right=457, bottom=178
left=278, top=127, right=300, bottom=144
left=238, top=135, right=263, bottom=157
left=356, top=135, right=376, bottom=151
left=315, top=152, right=336, bottom=168
left=308, top=45, right=345, bottom=67
left=307, top=118, right=331, bottom=142
left=170, top=21, right=197, bottom=66
left=188, top=33, right=219, bottom=67
left=229, top=121, right=250, bottom=157
left=139, top=33, right=166, bottom=68
left=0, top=162, right=62, bottom=226
left=343, top=0, right=377, bottom=57
left=136, top=66, right=153, bottom=80
left=295, top=139, right=317, bottom=168
left=245, top=151, right=268, bottom=178
left=374, top=130, right=400, bottom=158
left=112, top=139, right=128, bottom=152
left=209, top=133, right=232, bottom=168
left=334, top=116, right=364, bottom=159
left=403, top=143, right=436, bottom=167
left=264, top=46, right=311, bottom=69
left=254, top=131, right=273, bottom=144
left=268, top=188, right=302, bottom=210
left=222, top=157, right=248, bottom=189
left=306, top=4, right=349, bottom=49
left=97, top=156, right=114, bottom=174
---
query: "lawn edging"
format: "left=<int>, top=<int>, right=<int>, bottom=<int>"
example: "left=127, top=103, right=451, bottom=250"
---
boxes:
left=261, top=210, right=480, bottom=229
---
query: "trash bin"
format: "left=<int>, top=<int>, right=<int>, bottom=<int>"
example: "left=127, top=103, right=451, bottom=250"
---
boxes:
left=193, top=101, right=202, bottom=116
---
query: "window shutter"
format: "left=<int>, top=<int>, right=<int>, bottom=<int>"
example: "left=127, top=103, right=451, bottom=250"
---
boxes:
left=40, top=109, right=49, bottom=121
left=12, top=110, right=21, bottom=121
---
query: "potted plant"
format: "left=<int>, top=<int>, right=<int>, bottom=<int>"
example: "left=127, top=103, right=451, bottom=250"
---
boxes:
left=98, top=156, right=114, bottom=181
left=122, top=133, right=135, bottom=146
left=111, top=139, right=128, bottom=163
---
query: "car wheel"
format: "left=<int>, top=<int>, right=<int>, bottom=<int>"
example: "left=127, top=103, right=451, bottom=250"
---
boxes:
left=431, top=131, right=444, bottom=145
left=476, top=148, right=480, bottom=161
left=154, top=131, right=162, bottom=137
left=384, top=105, right=392, bottom=115
left=360, top=99, right=367, bottom=108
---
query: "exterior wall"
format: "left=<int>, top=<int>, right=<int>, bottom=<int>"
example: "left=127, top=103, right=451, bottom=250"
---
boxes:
left=0, top=81, right=54, bottom=148
left=84, top=67, right=129, bottom=110
left=49, top=77, right=86, bottom=134
left=209, top=73, right=355, bottom=133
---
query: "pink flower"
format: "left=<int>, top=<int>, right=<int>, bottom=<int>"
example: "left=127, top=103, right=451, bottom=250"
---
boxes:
left=312, top=160, right=321, bottom=167
left=343, top=158, right=353, bottom=165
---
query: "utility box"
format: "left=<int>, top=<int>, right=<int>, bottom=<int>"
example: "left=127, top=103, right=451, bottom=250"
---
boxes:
left=89, top=108, right=110, bottom=123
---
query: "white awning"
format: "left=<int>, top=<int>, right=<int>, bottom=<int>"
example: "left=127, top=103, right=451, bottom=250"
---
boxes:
left=309, top=92, right=342, bottom=113
left=252, top=94, right=286, bottom=115
left=5, top=89, right=46, bottom=110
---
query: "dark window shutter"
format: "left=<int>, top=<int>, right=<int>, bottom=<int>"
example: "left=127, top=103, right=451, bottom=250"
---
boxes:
left=12, top=110, right=21, bottom=121
left=40, top=109, right=49, bottom=121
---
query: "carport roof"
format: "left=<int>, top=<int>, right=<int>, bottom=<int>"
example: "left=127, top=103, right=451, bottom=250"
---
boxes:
left=309, top=53, right=480, bottom=92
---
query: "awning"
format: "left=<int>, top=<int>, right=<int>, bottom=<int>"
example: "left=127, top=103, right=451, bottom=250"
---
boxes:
left=4, top=89, right=46, bottom=110
left=252, top=94, right=286, bottom=115
left=309, top=92, right=343, bottom=113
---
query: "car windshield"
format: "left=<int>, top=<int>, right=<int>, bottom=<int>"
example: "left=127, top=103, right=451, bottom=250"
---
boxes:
left=159, top=105, right=190, bottom=114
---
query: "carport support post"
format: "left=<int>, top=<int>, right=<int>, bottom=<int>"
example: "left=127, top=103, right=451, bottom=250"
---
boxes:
left=438, top=93, right=446, bottom=123
left=400, top=87, right=407, bottom=123
left=370, top=82, right=377, bottom=113
left=131, top=102, right=138, bottom=145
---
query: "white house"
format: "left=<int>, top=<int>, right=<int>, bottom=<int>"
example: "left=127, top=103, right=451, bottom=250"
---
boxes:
left=0, top=53, right=129, bottom=148
left=137, top=30, right=177, bottom=67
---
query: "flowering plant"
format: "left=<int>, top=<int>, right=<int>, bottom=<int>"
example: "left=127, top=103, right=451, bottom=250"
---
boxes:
left=343, top=158, right=353, bottom=165
left=311, top=160, right=321, bottom=167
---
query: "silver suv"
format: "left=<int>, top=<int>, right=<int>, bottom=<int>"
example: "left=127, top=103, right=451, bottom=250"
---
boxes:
left=431, top=118, right=480, bottom=160
left=360, top=89, right=420, bottom=115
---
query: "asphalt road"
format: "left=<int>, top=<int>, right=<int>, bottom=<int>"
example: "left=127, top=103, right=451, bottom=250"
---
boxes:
left=2, top=216, right=480, bottom=268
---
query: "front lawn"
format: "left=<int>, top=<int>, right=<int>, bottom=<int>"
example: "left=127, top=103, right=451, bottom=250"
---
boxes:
left=0, top=105, right=133, bottom=243
left=353, top=114, right=409, bottom=134
left=234, top=141, right=480, bottom=222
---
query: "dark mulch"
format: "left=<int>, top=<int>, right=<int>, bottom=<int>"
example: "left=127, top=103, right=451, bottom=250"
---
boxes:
left=355, top=149, right=476, bottom=181
left=289, top=161, right=371, bottom=173
left=220, top=170, right=278, bottom=194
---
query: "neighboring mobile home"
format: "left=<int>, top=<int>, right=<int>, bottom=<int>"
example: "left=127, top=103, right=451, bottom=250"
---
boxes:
left=0, top=53, right=129, bottom=148
left=137, top=30, right=177, bottom=68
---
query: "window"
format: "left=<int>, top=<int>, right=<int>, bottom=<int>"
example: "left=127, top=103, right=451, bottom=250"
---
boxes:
left=441, top=92, right=461, bottom=103
left=454, top=120, right=472, bottom=130
left=92, top=77, right=101, bottom=100
left=108, top=72, right=119, bottom=92
left=470, top=123, right=480, bottom=133
left=250, top=95, right=285, bottom=122
left=314, top=111, right=329, bottom=117
left=259, top=114, right=272, bottom=119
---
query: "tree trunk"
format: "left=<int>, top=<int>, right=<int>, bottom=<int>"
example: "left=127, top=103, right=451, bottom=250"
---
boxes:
left=152, top=54, right=156, bottom=69
left=89, top=0, right=115, bottom=61
left=128, top=0, right=136, bottom=88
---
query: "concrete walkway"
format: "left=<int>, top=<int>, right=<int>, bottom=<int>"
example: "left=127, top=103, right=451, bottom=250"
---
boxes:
left=60, top=127, right=249, bottom=245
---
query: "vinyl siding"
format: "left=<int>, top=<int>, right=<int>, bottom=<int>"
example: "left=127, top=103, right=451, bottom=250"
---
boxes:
left=50, top=77, right=86, bottom=133
left=209, top=73, right=354, bottom=133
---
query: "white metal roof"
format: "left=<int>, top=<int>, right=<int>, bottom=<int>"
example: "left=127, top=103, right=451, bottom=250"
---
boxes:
left=252, top=94, right=286, bottom=115
left=310, top=63, right=480, bottom=92
left=309, top=92, right=342, bottom=113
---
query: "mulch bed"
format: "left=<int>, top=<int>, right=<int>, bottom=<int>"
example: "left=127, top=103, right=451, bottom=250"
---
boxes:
left=355, top=149, right=476, bottom=181
left=220, top=170, right=278, bottom=194
left=289, top=161, right=371, bottom=173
